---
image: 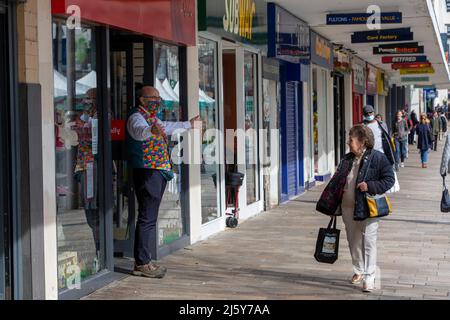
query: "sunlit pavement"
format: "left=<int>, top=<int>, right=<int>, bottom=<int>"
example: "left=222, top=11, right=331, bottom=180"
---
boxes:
left=85, top=142, right=450, bottom=300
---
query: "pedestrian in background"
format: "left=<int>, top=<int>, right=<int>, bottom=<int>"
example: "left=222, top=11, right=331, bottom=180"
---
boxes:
left=362, top=106, right=396, bottom=169
left=339, top=125, right=395, bottom=292
left=431, top=111, right=441, bottom=151
left=392, top=110, right=409, bottom=168
left=416, top=114, right=433, bottom=168
left=440, top=111, right=448, bottom=140
left=409, top=110, right=419, bottom=145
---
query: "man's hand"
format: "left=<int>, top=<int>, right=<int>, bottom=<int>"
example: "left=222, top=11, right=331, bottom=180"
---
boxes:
left=190, top=115, right=202, bottom=129
left=357, top=182, right=368, bottom=192
left=151, top=122, right=164, bottom=136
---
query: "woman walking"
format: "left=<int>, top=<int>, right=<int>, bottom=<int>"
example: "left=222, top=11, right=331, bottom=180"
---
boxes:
left=317, top=125, right=395, bottom=292
left=416, top=114, right=433, bottom=168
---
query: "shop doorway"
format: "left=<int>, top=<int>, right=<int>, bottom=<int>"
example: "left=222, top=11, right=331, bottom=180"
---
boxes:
left=222, top=41, right=262, bottom=221
left=109, top=39, right=136, bottom=259
left=109, top=31, right=190, bottom=268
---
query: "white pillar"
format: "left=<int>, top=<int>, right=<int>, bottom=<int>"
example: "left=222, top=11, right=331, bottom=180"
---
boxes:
left=186, top=42, right=202, bottom=245
left=37, top=0, right=58, bottom=300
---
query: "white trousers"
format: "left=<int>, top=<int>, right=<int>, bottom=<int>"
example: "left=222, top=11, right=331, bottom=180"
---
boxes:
left=342, top=207, right=379, bottom=280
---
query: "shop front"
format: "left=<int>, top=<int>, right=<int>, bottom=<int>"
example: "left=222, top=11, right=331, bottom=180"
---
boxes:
left=377, top=70, right=389, bottom=119
left=366, top=63, right=378, bottom=111
left=310, top=31, right=334, bottom=182
left=267, top=3, right=309, bottom=201
left=333, top=48, right=351, bottom=166
left=352, top=56, right=366, bottom=125
left=51, top=0, right=196, bottom=298
left=197, top=0, right=267, bottom=235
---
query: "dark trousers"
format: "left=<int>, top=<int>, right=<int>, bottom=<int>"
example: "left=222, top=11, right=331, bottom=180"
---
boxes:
left=133, top=168, right=167, bottom=266
left=408, top=127, right=415, bottom=144
left=434, top=134, right=439, bottom=151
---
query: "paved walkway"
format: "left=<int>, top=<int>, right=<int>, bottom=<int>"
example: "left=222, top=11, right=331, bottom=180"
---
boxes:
left=85, top=142, right=450, bottom=300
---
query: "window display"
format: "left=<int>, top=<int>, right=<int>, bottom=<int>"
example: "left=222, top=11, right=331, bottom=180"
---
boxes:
left=53, top=22, right=104, bottom=291
left=244, top=52, right=259, bottom=204
left=198, top=37, right=220, bottom=224
left=154, top=42, right=185, bottom=245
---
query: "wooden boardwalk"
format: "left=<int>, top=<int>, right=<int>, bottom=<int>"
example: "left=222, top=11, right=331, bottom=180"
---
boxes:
left=85, top=142, right=450, bottom=300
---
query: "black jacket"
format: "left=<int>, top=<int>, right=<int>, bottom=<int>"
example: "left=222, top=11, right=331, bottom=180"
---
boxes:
left=342, top=149, right=395, bottom=221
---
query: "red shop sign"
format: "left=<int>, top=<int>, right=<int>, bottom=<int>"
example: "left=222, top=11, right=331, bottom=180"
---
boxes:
left=51, top=0, right=196, bottom=46
left=111, top=120, right=126, bottom=141
left=391, top=62, right=432, bottom=70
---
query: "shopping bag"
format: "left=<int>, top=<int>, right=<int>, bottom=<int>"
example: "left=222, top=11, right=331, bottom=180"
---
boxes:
left=386, top=171, right=400, bottom=194
left=441, top=176, right=450, bottom=213
left=314, top=216, right=340, bottom=264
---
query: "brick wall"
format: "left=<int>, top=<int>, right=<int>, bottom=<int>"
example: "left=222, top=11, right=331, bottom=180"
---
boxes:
left=17, top=0, right=39, bottom=84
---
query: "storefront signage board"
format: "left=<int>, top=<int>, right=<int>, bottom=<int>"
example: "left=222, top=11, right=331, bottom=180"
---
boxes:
left=400, top=68, right=435, bottom=75
left=382, top=55, right=427, bottom=63
left=351, top=28, right=413, bottom=43
left=311, top=31, right=333, bottom=69
left=401, top=76, right=430, bottom=82
left=373, top=42, right=424, bottom=54
left=326, top=12, right=402, bottom=25
left=352, top=57, right=366, bottom=94
left=52, top=0, right=196, bottom=46
left=391, top=62, right=432, bottom=70
left=366, top=63, right=378, bottom=95
left=198, top=0, right=268, bottom=47
left=268, top=3, right=310, bottom=63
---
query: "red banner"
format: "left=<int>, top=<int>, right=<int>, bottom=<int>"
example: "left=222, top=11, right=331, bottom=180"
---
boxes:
left=392, top=62, right=432, bottom=70
left=51, top=0, right=196, bottom=46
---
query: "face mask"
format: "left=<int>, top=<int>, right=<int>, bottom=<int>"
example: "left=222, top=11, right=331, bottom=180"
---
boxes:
left=145, top=100, right=161, bottom=117
left=80, top=113, right=89, bottom=122
left=364, top=115, right=375, bottom=122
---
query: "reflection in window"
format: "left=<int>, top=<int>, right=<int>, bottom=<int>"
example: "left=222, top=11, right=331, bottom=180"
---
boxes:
left=199, top=38, right=220, bottom=224
left=53, top=22, right=104, bottom=291
left=244, top=52, right=259, bottom=204
left=154, top=42, right=184, bottom=245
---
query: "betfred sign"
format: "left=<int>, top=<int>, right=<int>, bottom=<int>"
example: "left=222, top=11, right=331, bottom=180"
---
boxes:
left=382, top=56, right=427, bottom=63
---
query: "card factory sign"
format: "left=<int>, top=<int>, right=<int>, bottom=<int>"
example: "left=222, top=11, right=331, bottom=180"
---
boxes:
left=351, top=28, right=413, bottom=43
left=382, top=55, right=428, bottom=64
left=373, top=42, right=424, bottom=55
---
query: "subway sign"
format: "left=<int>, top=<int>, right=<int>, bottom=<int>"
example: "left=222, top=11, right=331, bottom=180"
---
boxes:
left=373, top=42, right=424, bottom=54
left=326, top=12, right=402, bottom=25
left=223, top=0, right=256, bottom=40
left=382, top=56, right=428, bottom=63
left=351, top=28, right=413, bottom=43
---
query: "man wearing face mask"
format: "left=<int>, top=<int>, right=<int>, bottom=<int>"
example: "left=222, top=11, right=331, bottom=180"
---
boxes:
left=127, top=85, right=200, bottom=278
left=362, top=105, right=397, bottom=171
